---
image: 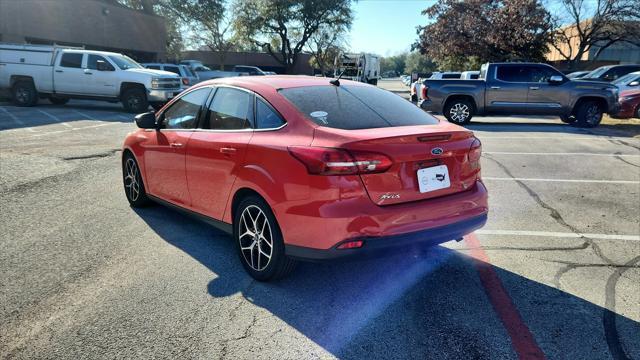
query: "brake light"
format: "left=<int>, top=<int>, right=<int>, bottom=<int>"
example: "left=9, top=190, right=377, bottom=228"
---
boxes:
left=288, top=146, right=392, bottom=176
left=337, top=240, right=364, bottom=249
left=421, top=85, right=428, bottom=100
left=468, top=138, right=482, bottom=162
left=410, top=83, right=416, bottom=95
left=182, top=77, right=189, bottom=86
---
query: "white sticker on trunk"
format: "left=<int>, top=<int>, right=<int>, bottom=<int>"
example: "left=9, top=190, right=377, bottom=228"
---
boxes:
left=310, top=111, right=328, bottom=124
left=417, top=165, right=451, bottom=193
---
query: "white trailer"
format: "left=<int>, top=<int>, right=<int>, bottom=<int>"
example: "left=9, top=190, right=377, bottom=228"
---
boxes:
left=334, top=53, right=381, bottom=85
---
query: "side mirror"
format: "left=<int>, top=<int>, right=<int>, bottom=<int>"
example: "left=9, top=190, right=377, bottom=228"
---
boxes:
left=135, top=111, right=158, bottom=129
left=549, top=75, right=564, bottom=84
left=629, top=81, right=639, bottom=87
left=96, top=60, right=113, bottom=71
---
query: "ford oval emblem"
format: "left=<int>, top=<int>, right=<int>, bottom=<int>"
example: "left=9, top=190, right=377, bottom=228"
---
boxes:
left=431, top=147, right=444, bottom=155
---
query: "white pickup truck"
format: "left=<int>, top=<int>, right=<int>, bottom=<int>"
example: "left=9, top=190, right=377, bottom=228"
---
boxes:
left=0, top=44, right=182, bottom=113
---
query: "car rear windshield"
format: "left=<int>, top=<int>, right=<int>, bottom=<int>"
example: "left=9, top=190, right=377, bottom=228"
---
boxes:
left=279, top=85, right=439, bottom=130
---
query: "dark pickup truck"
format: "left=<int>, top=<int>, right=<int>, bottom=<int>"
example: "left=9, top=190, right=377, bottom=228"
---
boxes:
left=417, top=63, right=619, bottom=127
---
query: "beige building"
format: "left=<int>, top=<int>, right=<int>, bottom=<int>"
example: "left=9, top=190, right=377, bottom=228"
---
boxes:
left=0, top=0, right=167, bottom=61
left=547, top=20, right=640, bottom=66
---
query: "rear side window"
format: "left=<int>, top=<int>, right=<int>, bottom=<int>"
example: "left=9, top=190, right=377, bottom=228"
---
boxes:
left=164, top=65, right=181, bottom=75
left=496, top=66, right=531, bottom=82
left=162, top=88, right=210, bottom=129
left=204, top=87, right=252, bottom=130
left=60, top=53, right=83, bottom=68
left=147, top=65, right=160, bottom=70
left=279, top=85, right=439, bottom=130
left=442, top=73, right=461, bottom=79
left=256, top=99, right=285, bottom=129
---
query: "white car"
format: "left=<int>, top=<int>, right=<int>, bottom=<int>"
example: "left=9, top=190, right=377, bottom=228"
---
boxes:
left=143, top=63, right=199, bottom=89
left=0, top=44, right=181, bottom=112
left=460, top=71, right=480, bottom=80
left=612, top=71, right=640, bottom=92
left=429, top=72, right=462, bottom=79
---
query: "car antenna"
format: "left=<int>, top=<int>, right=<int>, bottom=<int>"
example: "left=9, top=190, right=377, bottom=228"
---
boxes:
left=330, top=70, right=345, bottom=86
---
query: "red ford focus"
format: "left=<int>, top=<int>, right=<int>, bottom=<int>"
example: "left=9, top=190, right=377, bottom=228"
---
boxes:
left=122, top=76, right=488, bottom=280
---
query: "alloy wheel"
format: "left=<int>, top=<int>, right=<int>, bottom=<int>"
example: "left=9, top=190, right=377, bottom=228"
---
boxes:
left=585, top=104, right=601, bottom=125
left=15, top=87, right=29, bottom=103
left=450, top=103, right=470, bottom=123
left=124, top=158, right=140, bottom=202
left=238, top=205, right=273, bottom=272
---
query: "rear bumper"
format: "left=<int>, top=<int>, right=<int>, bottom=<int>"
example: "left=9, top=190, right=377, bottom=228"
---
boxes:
left=285, top=213, right=487, bottom=261
left=418, top=99, right=439, bottom=113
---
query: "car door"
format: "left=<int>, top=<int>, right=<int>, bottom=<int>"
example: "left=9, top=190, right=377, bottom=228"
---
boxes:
left=53, top=52, right=86, bottom=94
left=526, top=65, right=570, bottom=115
left=485, top=64, right=530, bottom=114
left=85, top=54, right=118, bottom=96
left=185, top=86, right=254, bottom=220
left=143, top=87, right=211, bottom=206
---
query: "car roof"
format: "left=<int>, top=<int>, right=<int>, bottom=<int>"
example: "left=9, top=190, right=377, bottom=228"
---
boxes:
left=197, top=75, right=370, bottom=90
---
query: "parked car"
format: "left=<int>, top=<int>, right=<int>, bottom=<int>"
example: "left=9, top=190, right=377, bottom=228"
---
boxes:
left=579, top=64, right=640, bottom=82
left=232, top=65, right=267, bottom=76
left=180, top=60, right=248, bottom=81
left=612, top=90, right=640, bottom=119
left=460, top=71, right=480, bottom=80
left=142, top=63, right=199, bottom=89
left=0, top=44, right=182, bottom=112
left=122, top=76, right=488, bottom=280
left=566, top=71, right=590, bottom=79
left=334, top=53, right=381, bottom=85
left=429, top=72, right=462, bottom=80
left=612, top=71, right=640, bottom=92
left=417, top=62, right=619, bottom=127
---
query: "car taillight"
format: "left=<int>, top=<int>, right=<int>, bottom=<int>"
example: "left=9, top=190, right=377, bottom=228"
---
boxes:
left=421, top=85, right=428, bottom=100
left=410, top=83, right=416, bottom=95
left=288, top=146, right=393, bottom=176
left=182, top=77, right=189, bottom=86
left=468, top=138, right=482, bottom=162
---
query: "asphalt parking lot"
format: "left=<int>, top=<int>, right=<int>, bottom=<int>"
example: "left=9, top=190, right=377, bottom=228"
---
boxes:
left=1, top=81, right=639, bottom=359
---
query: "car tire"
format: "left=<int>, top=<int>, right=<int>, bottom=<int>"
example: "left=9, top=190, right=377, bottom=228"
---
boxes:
left=11, top=81, right=38, bottom=107
left=560, top=115, right=576, bottom=124
left=122, top=153, right=151, bottom=207
left=122, top=88, right=149, bottom=113
left=234, top=195, right=297, bottom=281
left=635, top=105, right=640, bottom=119
left=48, top=96, right=69, bottom=105
left=444, top=98, right=474, bottom=125
left=575, top=101, right=603, bottom=128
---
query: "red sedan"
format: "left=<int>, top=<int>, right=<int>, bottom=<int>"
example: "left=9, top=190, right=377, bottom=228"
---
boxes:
left=613, top=90, right=640, bottom=119
left=122, top=76, right=488, bottom=280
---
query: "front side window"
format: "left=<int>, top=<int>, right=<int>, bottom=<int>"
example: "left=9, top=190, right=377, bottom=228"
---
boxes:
left=108, top=55, right=142, bottom=70
left=147, top=65, right=161, bottom=70
left=60, top=53, right=83, bottom=68
left=256, top=99, right=285, bottom=129
left=280, top=85, right=439, bottom=130
left=530, top=66, right=562, bottom=83
left=204, top=88, right=252, bottom=130
left=87, top=55, right=114, bottom=71
left=162, top=88, right=210, bottom=129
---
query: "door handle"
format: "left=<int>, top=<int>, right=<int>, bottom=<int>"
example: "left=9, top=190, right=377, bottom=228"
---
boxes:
left=84, top=70, right=93, bottom=75
left=55, top=70, right=63, bottom=73
left=220, top=147, right=237, bottom=154
left=490, top=86, right=501, bottom=89
left=169, top=142, right=184, bottom=148
left=529, top=86, right=540, bottom=90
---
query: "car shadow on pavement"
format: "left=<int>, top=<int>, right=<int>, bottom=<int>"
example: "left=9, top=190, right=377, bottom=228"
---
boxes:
left=0, top=100, right=136, bottom=131
left=133, top=205, right=640, bottom=359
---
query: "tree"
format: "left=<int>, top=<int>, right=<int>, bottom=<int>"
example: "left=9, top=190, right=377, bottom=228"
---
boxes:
left=549, top=0, right=640, bottom=69
left=415, top=0, right=553, bottom=65
left=381, top=53, right=408, bottom=75
left=404, top=52, right=437, bottom=74
left=159, top=0, right=234, bottom=69
left=233, top=0, right=354, bottom=74
left=306, top=23, right=349, bottom=76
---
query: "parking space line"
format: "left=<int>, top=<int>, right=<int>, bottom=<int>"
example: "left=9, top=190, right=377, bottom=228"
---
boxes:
left=72, top=110, right=100, bottom=121
left=0, top=107, right=36, bottom=132
left=36, top=109, right=74, bottom=128
left=476, top=230, right=640, bottom=241
left=27, top=122, right=118, bottom=138
left=464, top=233, right=547, bottom=360
left=484, top=152, right=639, bottom=157
left=483, top=177, right=639, bottom=184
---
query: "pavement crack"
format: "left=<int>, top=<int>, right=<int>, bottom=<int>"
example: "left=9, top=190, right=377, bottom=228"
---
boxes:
left=62, top=149, right=120, bottom=161
left=609, top=139, right=640, bottom=152
left=614, top=155, right=640, bottom=168
left=603, top=256, right=640, bottom=360
left=478, top=241, right=590, bottom=252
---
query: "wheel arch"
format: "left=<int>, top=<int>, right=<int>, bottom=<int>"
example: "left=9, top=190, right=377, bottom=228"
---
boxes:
left=9, top=75, right=35, bottom=88
left=444, top=94, right=478, bottom=113
left=119, top=82, right=147, bottom=98
left=121, top=146, right=149, bottom=189
left=572, top=96, right=608, bottom=114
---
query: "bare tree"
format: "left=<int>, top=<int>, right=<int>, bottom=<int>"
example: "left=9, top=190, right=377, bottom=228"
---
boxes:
left=549, top=0, right=640, bottom=69
left=305, top=23, right=348, bottom=76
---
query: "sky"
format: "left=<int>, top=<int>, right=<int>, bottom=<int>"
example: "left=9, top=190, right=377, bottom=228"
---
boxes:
left=348, top=0, right=436, bottom=56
